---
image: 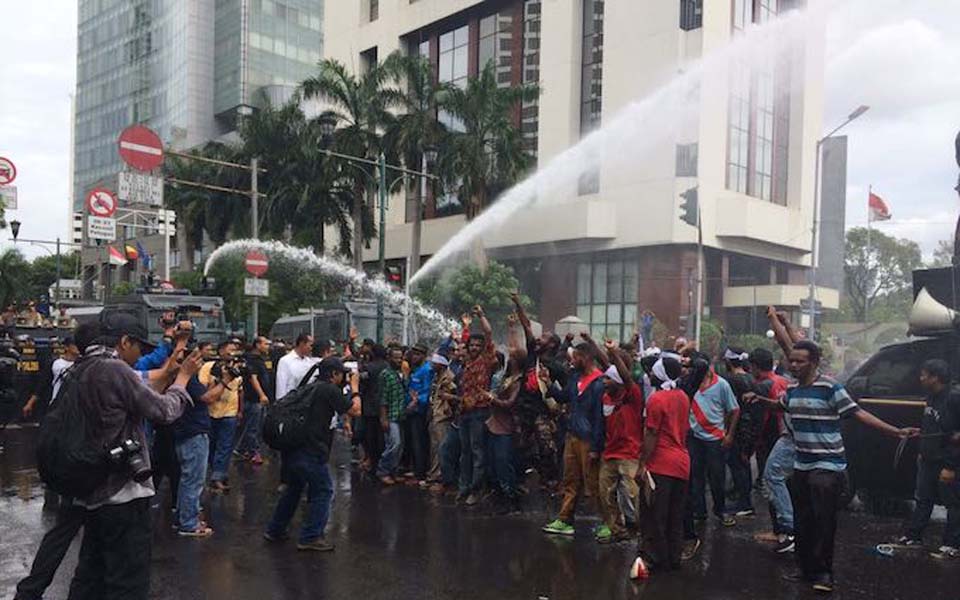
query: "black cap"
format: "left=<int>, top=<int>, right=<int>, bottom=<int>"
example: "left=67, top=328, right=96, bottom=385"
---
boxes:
left=318, top=356, right=349, bottom=378
left=100, top=312, right=156, bottom=352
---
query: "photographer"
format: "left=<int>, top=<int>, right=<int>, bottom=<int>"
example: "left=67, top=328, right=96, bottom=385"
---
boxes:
left=264, top=357, right=361, bottom=551
left=60, top=313, right=202, bottom=599
left=237, top=336, right=273, bottom=464
left=199, top=340, right=244, bottom=493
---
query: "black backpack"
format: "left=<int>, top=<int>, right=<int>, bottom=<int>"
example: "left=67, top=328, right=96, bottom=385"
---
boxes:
left=36, top=358, right=111, bottom=498
left=262, top=363, right=320, bottom=452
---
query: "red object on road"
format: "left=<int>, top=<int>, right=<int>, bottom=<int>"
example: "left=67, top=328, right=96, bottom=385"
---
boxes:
left=86, top=188, right=118, bottom=217
left=117, top=125, right=164, bottom=172
left=245, top=250, right=269, bottom=277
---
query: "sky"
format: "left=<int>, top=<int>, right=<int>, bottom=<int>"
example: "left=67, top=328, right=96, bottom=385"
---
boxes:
left=0, top=0, right=958, bottom=262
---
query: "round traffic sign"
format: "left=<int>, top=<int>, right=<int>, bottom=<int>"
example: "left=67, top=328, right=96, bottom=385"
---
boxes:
left=118, top=125, right=164, bottom=172
left=0, top=156, right=17, bottom=185
left=86, top=188, right=118, bottom=217
left=245, top=250, right=269, bottom=277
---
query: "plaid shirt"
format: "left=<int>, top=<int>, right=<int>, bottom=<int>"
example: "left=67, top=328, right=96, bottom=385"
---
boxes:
left=380, top=367, right=406, bottom=422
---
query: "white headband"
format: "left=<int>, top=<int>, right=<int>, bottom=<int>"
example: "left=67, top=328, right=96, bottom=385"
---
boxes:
left=724, top=349, right=750, bottom=362
left=603, top=365, right=624, bottom=385
left=652, top=358, right=678, bottom=390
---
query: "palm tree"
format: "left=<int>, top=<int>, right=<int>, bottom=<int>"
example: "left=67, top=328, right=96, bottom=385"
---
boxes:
left=301, top=58, right=399, bottom=269
left=382, top=52, right=451, bottom=278
left=442, top=62, right=539, bottom=219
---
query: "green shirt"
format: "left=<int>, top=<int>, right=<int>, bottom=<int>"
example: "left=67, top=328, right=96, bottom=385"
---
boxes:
left=380, top=367, right=406, bottom=422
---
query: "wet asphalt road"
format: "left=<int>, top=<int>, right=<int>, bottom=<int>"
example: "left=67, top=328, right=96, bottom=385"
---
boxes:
left=0, top=425, right=955, bottom=600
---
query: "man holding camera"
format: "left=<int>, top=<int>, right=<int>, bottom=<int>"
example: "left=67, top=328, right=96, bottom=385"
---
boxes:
left=65, top=313, right=202, bottom=600
left=199, top=340, right=244, bottom=493
left=237, top=336, right=273, bottom=465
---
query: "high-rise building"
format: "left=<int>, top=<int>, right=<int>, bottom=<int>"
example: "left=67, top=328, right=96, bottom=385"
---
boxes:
left=73, top=0, right=323, bottom=291
left=324, top=0, right=832, bottom=337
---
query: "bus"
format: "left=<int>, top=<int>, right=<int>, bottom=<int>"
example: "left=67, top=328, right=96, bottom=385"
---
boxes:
left=270, top=301, right=404, bottom=344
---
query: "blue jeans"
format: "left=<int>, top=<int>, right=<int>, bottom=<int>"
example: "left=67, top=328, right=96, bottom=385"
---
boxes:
left=267, top=451, right=334, bottom=544
left=236, top=402, right=262, bottom=455
left=376, top=422, right=403, bottom=477
left=440, top=424, right=461, bottom=486
left=763, top=435, right=795, bottom=535
left=459, top=410, right=489, bottom=494
left=175, top=433, right=209, bottom=531
left=208, top=417, right=237, bottom=482
left=488, top=431, right=516, bottom=496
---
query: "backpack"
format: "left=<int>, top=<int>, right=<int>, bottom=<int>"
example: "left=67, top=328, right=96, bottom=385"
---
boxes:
left=36, top=359, right=111, bottom=498
left=261, top=363, right=321, bottom=452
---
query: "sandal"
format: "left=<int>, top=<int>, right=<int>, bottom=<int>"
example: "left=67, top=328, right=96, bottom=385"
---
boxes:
left=178, top=525, right=214, bottom=538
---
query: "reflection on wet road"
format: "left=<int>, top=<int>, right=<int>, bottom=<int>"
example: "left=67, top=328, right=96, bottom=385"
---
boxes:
left=0, top=427, right=954, bottom=599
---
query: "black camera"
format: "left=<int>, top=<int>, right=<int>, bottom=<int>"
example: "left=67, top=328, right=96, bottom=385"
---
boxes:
left=211, top=358, right=247, bottom=380
left=108, top=438, right=152, bottom=482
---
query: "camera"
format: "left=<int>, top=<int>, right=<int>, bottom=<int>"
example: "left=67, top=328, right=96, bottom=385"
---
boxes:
left=211, top=357, right=248, bottom=380
left=108, top=438, right=152, bottom=482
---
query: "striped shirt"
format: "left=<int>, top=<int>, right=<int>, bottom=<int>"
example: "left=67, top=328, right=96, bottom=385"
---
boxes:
left=781, top=375, right=860, bottom=472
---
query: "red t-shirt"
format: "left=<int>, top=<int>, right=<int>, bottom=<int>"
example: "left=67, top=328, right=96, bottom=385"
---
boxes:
left=602, top=382, right=644, bottom=461
left=644, top=389, right=691, bottom=480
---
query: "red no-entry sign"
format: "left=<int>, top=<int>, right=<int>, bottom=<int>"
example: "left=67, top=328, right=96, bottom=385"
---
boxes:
left=118, top=125, right=164, bottom=172
left=245, top=250, right=269, bottom=277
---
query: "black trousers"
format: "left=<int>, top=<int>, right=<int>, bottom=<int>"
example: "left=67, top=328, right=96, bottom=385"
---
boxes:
left=152, top=425, right=180, bottom=505
left=640, top=473, right=688, bottom=571
left=15, top=499, right=84, bottom=600
left=908, top=458, right=960, bottom=546
left=67, top=497, right=152, bottom=600
left=789, top=469, right=844, bottom=580
left=407, top=412, right=430, bottom=480
left=361, top=415, right=383, bottom=467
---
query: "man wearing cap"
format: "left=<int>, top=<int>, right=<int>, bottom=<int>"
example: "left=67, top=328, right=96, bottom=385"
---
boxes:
left=264, top=356, right=361, bottom=552
left=406, top=342, right=433, bottom=485
left=199, top=340, right=244, bottom=493
left=55, top=312, right=202, bottom=599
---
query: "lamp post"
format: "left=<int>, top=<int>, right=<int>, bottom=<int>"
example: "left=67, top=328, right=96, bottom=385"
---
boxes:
left=807, top=105, right=869, bottom=339
left=318, top=114, right=438, bottom=343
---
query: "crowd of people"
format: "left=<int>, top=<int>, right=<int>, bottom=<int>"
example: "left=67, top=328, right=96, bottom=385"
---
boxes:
left=10, top=297, right=960, bottom=600
left=2, top=298, right=77, bottom=330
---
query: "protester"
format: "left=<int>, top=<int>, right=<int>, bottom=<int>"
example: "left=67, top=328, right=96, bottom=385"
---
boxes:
left=487, top=352, right=523, bottom=513
left=427, top=353, right=458, bottom=490
left=173, top=346, right=216, bottom=538
left=750, top=340, right=917, bottom=593
left=597, top=344, right=643, bottom=544
left=237, top=336, right=272, bottom=465
left=60, top=313, right=201, bottom=599
left=21, top=336, right=79, bottom=419
left=723, top=347, right=758, bottom=517
left=264, top=357, right=361, bottom=551
left=200, top=340, right=244, bottom=493
left=376, top=346, right=406, bottom=484
left=457, top=305, right=498, bottom=506
left=406, top=342, right=433, bottom=485
left=895, top=358, right=960, bottom=558
left=275, top=333, right=318, bottom=399
left=542, top=335, right=606, bottom=537
left=360, top=343, right=388, bottom=474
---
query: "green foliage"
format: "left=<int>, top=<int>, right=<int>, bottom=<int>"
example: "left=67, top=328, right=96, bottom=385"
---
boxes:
left=111, top=281, right=137, bottom=297
left=844, top=227, right=922, bottom=322
left=726, top=333, right=780, bottom=356
left=929, top=239, right=953, bottom=268
left=0, top=249, right=82, bottom=307
left=413, top=261, right=530, bottom=323
left=699, top=319, right=724, bottom=357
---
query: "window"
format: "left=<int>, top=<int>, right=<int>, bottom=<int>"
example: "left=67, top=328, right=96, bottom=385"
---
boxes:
left=369, top=0, right=378, bottom=22
left=479, top=11, right=515, bottom=87
left=579, top=0, right=604, bottom=194
left=438, top=25, right=469, bottom=131
left=680, top=0, right=703, bottom=30
left=522, top=1, right=542, bottom=158
left=676, top=143, right=698, bottom=176
left=576, top=259, right=638, bottom=341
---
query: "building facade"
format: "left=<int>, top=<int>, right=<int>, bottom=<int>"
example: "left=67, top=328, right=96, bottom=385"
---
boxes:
left=324, top=0, right=834, bottom=339
left=73, top=0, right=323, bottom=295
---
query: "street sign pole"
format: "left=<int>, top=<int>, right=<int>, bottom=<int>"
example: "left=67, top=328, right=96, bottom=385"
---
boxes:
left=251, top=157, right=259, bottom=336
left=161, top=195, right=169, bottom=281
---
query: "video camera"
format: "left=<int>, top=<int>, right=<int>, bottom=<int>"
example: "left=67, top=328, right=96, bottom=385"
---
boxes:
left=210, top=356, right=249, bottom=380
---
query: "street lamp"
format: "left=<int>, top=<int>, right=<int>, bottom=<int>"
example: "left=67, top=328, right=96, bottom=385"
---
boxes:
left=9, top=220, right=20, bottom=241
left=807, top=105, right=870, bottom=339
left=423, top=145, right=439, bottom=169
left=319, top=113, right=337, bottom=146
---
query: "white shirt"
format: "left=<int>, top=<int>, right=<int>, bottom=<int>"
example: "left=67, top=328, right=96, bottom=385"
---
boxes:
left=275, top=350, right=319, bottom=399
left=50, top=357, right=74, bottom=403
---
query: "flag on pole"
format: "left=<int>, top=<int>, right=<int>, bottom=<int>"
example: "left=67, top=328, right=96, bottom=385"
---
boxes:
left=108, top=245, right=128, bottom=266
left=136, top=240, right=150, bottom=267
left=868, top=191, right=891, bottom=222
left=125, top=244, right=139, bottom=260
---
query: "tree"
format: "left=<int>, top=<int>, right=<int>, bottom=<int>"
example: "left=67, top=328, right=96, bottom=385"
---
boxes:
left=0, top=249, right=30, bottom=308
left=301, top=58, right=399, bottom=269
left=844, top=227, right=922, bottom=322
left=441, top=62, right=539, bottom=219
left=930, top=238, right=953, bottom=268
left=413, top=261, right=531, bottom=326
left=28, top=252, right=82, bottom=301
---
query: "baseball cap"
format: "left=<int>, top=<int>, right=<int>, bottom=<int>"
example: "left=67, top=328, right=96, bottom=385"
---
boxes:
left=318, top=356, right=350, bottom=378
left=100, top=312, right=156, bottom=352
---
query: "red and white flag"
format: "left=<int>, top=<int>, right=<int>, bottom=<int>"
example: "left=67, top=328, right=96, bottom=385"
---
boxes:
left=868, top=191, right=891, bottom=222
left=108, top=245, right=128, bottom=266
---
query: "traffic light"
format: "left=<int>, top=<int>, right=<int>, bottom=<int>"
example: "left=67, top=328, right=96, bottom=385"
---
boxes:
left=386, top=265, right=403, bottom=286
left=679, top=187, right=699, bottom=227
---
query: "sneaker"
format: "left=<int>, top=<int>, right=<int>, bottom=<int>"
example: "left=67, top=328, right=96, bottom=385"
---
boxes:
left=735, top=508, right=756, bottom=517
left=782, top=570, right=809, bottom=584
left=775, top=535, right=796, bottom=554
left=455, top=492, right=468, bottom=504
left=296, top=538, right=335, bottom=552
left=629, top=556, right=650, bottom=580
left=719, top=514, right=737, bottom=527
left=464, top=493, right=479, bottom=506
left=263, top=531, right=288, bottom=543
left=811, top=575, right=834, bottom=594
left=680, top=538, right=701, bottom=561
left=178, top=525, right=214, bottom=538
left=542, top=519, right=575, bottom=536
left=595, top=524, right=613, bottom=543
left=893, top=535, right=923, bottom=547
left=379, top=475, right=396, bottom=486
left=209, top=481, right=229, bottom=494
left=931, top=545, right=959, bottom=559
left=418, top=480, right=429, bottom=489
